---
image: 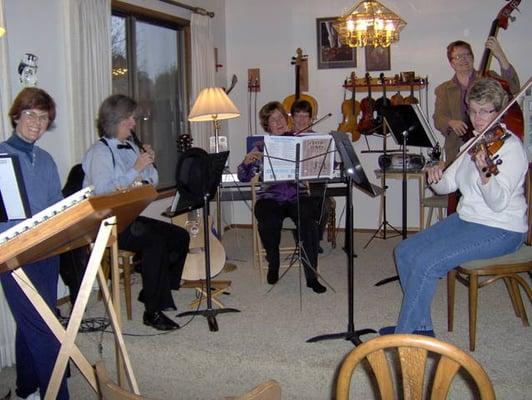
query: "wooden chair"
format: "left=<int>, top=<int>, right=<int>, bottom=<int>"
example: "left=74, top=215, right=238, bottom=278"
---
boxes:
left=336, top=334, right=495, bottom=400
left=96, top=361, right=281, bottom=400
left=447, top=168, right=532, bottom=351
left=95, top=360, right=157, bottom=400
left=421, top=194, right=447, bottom=229
left=250, top=176, right=298, bottom=283
left=100, top=249, right=140, bottom=320
left=224, top=379, right=281, bottom=400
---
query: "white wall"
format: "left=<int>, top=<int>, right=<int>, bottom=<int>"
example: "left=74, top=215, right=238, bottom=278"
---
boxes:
left=5, top=0, right=73, bottom=181
left=224, top=0, right=532, bottom=229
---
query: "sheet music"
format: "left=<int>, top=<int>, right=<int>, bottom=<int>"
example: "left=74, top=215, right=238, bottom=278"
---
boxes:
left=0, top=154, right=31, bottom=220
left=263, top=134, right=335, bottom=182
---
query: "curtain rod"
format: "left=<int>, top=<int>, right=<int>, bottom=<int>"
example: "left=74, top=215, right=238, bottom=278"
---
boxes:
left=158, top=0, right=215, bottom=18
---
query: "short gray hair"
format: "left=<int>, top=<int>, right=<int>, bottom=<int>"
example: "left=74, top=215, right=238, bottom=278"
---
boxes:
left=97, top=94, right=137, bottom=138
left=467, top=78, right=508, bottom=111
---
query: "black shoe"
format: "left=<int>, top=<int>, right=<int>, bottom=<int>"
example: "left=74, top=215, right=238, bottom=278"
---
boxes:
left=307, top=280, right=327, bottom=293
left=267, top=269, right=279, bottom=285
left=318, top=245, right=324, bottom=254
left=143, top=311, right=180, bottom=331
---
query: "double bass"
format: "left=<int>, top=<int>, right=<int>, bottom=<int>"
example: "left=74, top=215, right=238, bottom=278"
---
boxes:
left=283, top=48, right=318, bottom=119
left=477, top=0, right=523, bottom=139
left=337, top=72, right=361, bottom=141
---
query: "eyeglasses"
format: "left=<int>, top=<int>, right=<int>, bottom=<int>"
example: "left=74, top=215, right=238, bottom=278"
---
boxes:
left=450, top=53, right=473, bottom=62
left=468, top=108, right=496, bottom=118
left=268, top=116, right=286, bottom=126
left=21, top=110, right=50, bottom=124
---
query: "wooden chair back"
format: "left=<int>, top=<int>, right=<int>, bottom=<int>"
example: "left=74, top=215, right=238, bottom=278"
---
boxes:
left=95, top=361, right=158, bottom=400
left=336, top=334, right=495, bottom=400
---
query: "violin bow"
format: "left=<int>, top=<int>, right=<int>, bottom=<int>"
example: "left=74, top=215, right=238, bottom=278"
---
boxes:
left=294, top=113, right=332, bottom=135
left=443, top=76, right=532, bottom=172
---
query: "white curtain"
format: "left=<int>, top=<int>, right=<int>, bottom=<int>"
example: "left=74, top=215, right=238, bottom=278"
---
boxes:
left=0, top=0, right=16, bottom=371
left=64, top=0, right=112, bottom=162
left=189, top=13, right=216, bottom=151
left=0, top=0, right=11, bottom=141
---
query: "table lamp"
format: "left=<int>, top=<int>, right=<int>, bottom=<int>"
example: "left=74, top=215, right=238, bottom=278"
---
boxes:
left=188, top=87, right=240, bottom=271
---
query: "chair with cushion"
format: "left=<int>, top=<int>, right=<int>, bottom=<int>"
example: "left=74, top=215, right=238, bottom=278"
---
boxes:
left=421, top=194, right=448, bottom=229
left=447, top=168, right=532, bottom=351
left=336, top=334, right=495, bottom=400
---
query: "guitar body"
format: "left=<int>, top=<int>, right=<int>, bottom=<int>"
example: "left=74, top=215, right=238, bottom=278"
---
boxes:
left=172, top=210, right=226, bottom=281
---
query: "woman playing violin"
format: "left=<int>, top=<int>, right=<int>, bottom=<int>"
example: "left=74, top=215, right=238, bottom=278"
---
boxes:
left=433, top=38, right=520, bottom=163
left=380, top=78, right=528, bottom=337
left=238, top=101, right=326, bottom=293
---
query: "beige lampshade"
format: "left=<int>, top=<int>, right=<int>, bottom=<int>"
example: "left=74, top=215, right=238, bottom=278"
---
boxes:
left=188, top=87, right=240, bottom=122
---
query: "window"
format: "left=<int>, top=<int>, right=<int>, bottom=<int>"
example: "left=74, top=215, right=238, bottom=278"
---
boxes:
left=111, top=11, right=188, bottom=189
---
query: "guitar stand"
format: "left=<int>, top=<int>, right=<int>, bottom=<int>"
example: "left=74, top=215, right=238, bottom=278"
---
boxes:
left=177, top=195, right=239, bottom=332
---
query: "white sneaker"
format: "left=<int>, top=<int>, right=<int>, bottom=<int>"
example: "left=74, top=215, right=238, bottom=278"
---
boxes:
left=16, top=390, right=41, bottom=400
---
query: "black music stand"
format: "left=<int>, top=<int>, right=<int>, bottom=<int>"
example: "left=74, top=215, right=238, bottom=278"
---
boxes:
left=261, top=135, right=336, bottom=297
left=374, top=104, right=437, bottom=287
left=307, top=131, right=382, bottom=345
left=171, top=148, right=240, bottom=332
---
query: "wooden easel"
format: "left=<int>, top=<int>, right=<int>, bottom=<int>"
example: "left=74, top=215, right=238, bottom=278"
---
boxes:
left=0, top=186, right=157, bottom=399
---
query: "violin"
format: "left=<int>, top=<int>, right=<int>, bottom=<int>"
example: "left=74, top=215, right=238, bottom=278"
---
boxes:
left=337, top=72, right=362, bottom=142
left=390, top=91, right=404, bottom=106
left=357, top=72, right=377, bottom=135
left=374, top=73, right=391, bottom=134
left=403, top=81, right=419, bottom=105
left=283, top=48, right=318, bottom=120
left=467, top=124, right=510, bottom=177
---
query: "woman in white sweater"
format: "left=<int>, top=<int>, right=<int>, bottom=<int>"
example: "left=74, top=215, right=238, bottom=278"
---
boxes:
left=381, top=78, right=528, bottom=337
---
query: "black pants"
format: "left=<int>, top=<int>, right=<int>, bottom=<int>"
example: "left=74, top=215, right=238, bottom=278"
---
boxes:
left=118, top=216, right=190, bottom=314
left=254, top=197, right=320, bottom=283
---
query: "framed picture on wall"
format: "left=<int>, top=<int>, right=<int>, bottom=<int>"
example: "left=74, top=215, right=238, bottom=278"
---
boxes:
left=365, top=46, right=391, bottom=71
left=316, top=17, right=356, bottom=69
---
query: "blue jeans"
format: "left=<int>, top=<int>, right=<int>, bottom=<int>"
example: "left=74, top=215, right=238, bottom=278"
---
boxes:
left=394, top=213, right=524, bottom=333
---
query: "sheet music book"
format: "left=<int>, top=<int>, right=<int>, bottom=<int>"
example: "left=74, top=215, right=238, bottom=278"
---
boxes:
left=0, top=154, right=31, bottom=221
left=262, top=134, right=335, bottom=182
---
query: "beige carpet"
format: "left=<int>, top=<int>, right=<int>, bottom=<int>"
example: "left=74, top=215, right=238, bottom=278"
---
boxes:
left=0, top=229, right=531, bottom=399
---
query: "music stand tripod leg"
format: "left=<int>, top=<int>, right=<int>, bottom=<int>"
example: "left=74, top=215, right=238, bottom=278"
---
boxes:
left=177, top=195, right=239, bottom=332
left=307, top=175, right=376, bottom=345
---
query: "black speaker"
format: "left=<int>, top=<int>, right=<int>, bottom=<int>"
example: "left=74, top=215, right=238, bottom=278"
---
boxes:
left=378, top=154, right=426, bottom=172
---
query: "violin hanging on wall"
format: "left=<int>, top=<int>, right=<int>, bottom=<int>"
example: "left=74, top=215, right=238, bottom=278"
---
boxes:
left=282, top=48, right=318, bottom=119
left=357, top=73, right=377, bottom=135
left=337, top=72, right=361, bottom=141
left=374, top=72, right=391, bottom=135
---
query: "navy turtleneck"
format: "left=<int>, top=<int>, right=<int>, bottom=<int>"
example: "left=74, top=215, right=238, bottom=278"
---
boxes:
left=6, top=133, right=35, bottom=162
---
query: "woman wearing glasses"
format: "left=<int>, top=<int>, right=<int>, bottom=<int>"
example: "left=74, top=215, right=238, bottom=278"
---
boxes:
left=0, top=88, right=69, bottom=399
left=238, top=101, right=326, bottom=293
left=380, top=78, right=528, bottom=337
left=433, top=38, right=520, bottom=163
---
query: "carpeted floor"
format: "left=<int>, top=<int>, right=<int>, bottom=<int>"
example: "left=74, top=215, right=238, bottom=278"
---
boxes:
left=1, top=229, right=531, bottom=399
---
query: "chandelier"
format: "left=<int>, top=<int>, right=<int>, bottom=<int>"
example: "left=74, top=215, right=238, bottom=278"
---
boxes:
left=334, top=0, right=406, bottom=48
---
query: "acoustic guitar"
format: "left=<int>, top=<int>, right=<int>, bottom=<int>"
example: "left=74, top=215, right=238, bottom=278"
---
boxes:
left=172, top=134, right=226, bottom=281
left=283, top=48, right=318, bottom=119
